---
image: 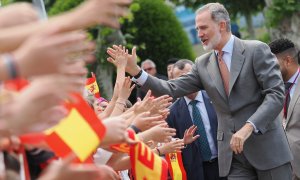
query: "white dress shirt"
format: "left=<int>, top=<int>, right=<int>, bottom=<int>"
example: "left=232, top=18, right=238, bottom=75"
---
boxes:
left=184, top=91, right=218, bottom=159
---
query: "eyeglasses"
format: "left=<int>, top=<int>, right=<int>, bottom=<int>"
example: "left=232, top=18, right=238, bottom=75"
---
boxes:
left=143, top=67, right=154, bottom=72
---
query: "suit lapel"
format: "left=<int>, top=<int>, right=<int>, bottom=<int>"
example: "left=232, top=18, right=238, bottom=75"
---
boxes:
left=229, top=38, right=245, bottom=95
left=207, top=52, right=228, bottom=101
left=178, top=98, right=193, bottom=130
left=286, top=79, right=300, bottom=125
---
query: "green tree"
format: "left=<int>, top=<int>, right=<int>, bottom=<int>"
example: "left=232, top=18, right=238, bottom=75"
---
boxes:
left=122, top=0, right=195, bottom=75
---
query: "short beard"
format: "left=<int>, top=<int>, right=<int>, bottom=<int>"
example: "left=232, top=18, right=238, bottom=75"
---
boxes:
left=202, top=31, right=221, bottom=51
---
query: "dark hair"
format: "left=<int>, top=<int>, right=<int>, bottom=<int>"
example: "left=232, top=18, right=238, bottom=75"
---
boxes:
left=269, top=38, right=299, bottom=64
left=167, top=58, right=179, bottom=66
left=173, top=59, right=194, bottom=70
left=269, top=38, right=295, bottom=54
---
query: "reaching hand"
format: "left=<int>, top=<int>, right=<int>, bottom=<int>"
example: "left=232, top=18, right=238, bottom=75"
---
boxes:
left=131, top=112, right=164, bottom=131
left=75, top=0, right=132, bottom=29
left=3, top=74, right=85, bottom=134
left=145, top=123, right=176, bottom=143
left=183, top=125, right=200, bottom=145
left=107, top=45, right=140, bottom=75
left=118, top=77, right=135, bottom=101
left=107, top=45, right=128, bottom=68
left=0, top=2, right=38, bottom=28
left=13, top=29, right=94, bottom=78
left=102, top=116, right=137, bottom=146
left=149, top=95, right=173, bottom=116
left=159, top=139, right=185, bottom=154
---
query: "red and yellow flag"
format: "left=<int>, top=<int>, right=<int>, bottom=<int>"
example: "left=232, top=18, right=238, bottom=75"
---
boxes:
left=128, top=130, right=168, bottom=180
left=165, top=152, right=187, bottom=180
left=20, top=94, right=106, bottom=163
left=45, top=93, right=106, bottom=163
left=85, top=72, right=100, bottom=98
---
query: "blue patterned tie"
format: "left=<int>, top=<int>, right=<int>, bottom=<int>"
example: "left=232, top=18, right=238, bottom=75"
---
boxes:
left=190, top=100, right=212, bottom=161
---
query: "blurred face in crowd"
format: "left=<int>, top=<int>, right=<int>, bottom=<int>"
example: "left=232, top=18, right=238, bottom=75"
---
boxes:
left=167, top=64, right=175, bottom=79
left=195, top=10, right=222, bottom=51
left=142, top=62, right=156, bottom=76
left=93, top=99, right=109, bottom=115
left=172, top=64, right=198, bottom=99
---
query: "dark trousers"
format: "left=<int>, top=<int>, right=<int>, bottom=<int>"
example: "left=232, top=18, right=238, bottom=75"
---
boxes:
left=203, top=158, right=227, bottom=180
left=228, top=153, right=292, bottom=180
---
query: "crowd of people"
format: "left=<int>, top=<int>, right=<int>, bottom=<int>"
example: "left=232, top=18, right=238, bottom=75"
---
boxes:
left=0, top=1, right=299, bottom=180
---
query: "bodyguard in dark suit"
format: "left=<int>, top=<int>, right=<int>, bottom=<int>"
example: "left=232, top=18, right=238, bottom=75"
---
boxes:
left=167, top=60, right=225, bottom=180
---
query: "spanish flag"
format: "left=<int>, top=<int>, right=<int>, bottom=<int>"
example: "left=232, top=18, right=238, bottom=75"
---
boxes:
left=85, top=72, right=100, bottom=98
left=165, top=152, right=187, bottom=180
left=44, top=93, right=106, bottom=163
left=128, top=130, right=168, bottom=180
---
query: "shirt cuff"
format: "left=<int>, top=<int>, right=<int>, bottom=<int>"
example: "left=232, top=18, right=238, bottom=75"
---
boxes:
left=247, top=121, right=259, bottom=133
left=132, top=70, right=148, bottom=86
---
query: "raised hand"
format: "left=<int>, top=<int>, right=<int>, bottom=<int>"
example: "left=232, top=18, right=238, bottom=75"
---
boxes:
left=0, top=2, right=38, bottom=28
left=149, top=95, right=173, bottom=115
left=102, top=116, right=137, bottom=146
left=158, top=139, right=185, bottom=154
left=131, top=112, right=164, bottom=131
left=118, top=77, right=135, bottom=101
left=107, top=45, right=140, bottom=75
left=142, top=123, right=176, bottom=143
left=183, top=125, right=200, bottom=145
left=107, top=45, right=128, bottom=68
left=75, top=0, right=132, bottom=29
left=13, top=29, right=94, bottom=78
left=2, top=74, right=86, bottom=134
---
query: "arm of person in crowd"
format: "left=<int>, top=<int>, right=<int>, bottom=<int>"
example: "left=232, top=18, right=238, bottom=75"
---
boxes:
left=183, top=125, right=200, bottom=145
left=0, top=0, right=131, bottom=52
left=108, top=45, right=203, bottom=98
left=39, top=153, right=120, bottom=180
left=0, top=30, right=94, bottom=81
left=106, top=153, right=131, bottom=171
left=137, top=123, right=176, bottom=143
left=130, top=111, right=165, bottom=132
left=111, top=77, right=135, bottom=117
left=0, top=2, right=38, bottom=28
left=101, top=116, right=137, bottom=147
left=0, top=72, right=86, bottom=135
left=153, top=139, right=185, bottom=156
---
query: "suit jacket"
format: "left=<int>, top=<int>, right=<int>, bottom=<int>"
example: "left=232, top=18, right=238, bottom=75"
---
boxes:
left=285, top=77, right=300, bottom=178
left=141, top=37, right=292, bottom=176
left=136, top=73, right=167, bottom=99
left=166, top=91, right=218, bottom=180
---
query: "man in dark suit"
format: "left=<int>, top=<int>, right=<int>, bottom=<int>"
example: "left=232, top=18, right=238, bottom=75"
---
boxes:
left=167, top=59, right=225, bottom=180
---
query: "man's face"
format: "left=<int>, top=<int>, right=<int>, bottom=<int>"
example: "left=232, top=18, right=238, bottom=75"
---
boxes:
left=142, top=62, right=156, bottom=76
left=276, top=55, right=289, bottom=81
left=195, top=10, right=222, bottom=51
left=172, top=64, right=193, bottom=79
left=167, top=64, right=174, bottom=79
left=172, top=64, right=197, bottom=99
